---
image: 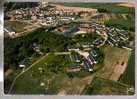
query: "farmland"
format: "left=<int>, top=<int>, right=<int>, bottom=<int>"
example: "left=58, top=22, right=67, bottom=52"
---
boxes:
left=119, top=51, right=135, bottom=87
left=61, top=3, right=135, bottom=13
left=104, top=16, right=135, bottom=32
left=96, top=45, right=131, bottom=80
left=85, top=77, right=131, bottom=95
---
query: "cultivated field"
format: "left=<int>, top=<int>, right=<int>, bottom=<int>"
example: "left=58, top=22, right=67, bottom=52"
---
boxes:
left=119, top=51, right=135, bottom=86
left=62, top=3, right=135, bottom=13
left=96, top=45, right=131, bottom=80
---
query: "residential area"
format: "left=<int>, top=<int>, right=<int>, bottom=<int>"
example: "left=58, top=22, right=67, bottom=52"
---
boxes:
left=4, top=2, right=135, bottom=95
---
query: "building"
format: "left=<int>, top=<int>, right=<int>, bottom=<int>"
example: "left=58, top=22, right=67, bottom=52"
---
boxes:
left=90, top=50, right=98, bottom=57
left=54, top=4, right=97, bottom=16
left=84, top=60, right=93, bottom=72
left=78, top=24, right=93, bottom=33
left=32, top=43, right=41, bottom=53
left=73, top=53, right=81, bottom=63
left=92, top=38, right=104, bottom=46
left=88, top=54, right=97, bottom=64
left=19, top=59, right=29, bottom=68
left=64, top=26, right=79, bottom=37
left=67, top=66, right=81, bottom=72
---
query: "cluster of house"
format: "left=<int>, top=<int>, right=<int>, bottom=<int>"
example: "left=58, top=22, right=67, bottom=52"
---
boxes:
left=4, top=3, right=97, bottom=36
left=40, top=16, right=75, bottom=26
left=5, top=6, right=45, bottom=20
left=78, top=21, right=130, bottom=49
left=67, top=52, right=81, bottom=72
left=106, top=27, right=130, bottom=48
left=84, top=49, right=99, bottom=72
left=55, top=23, right=94, bottom=36
left=5, top=3, right=97, bottom=22
left=89, top=21, right=130, bottom=49
left=67, top=49, right=99, bottom=72
left=60, top=21, right=131, bottom=73
left=54, top=4, right=97, bottom=17
left=55, top=22, right=106, bottom=47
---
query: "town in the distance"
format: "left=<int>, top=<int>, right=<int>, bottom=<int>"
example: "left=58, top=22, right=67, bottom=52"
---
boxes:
left=4, top=2, right=135, bottom=95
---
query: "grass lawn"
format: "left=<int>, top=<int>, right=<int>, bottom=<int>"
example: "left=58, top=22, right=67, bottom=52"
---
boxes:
left=4, top=21, right=30, bottom=32
left=61, top=3, right=135, bottom=13
left=9, top=53, right=93, bottom=94
left=10, top=53, right=70, bottom=94
left=85, top=77, right=130, bottom=95
left=104, top=16, right=135, bottom=31
left=74, top=33, right=101, bottom=44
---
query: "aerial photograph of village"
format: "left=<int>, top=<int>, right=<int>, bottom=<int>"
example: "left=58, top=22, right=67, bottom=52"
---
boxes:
left=4, top=2, right=135, bottom=95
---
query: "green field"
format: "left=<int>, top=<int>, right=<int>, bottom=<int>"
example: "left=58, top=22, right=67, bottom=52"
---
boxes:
left=119, top=51, right=135, bottom=87
left=104, top=16, right=135, bottom=31
left=85, top=77, right=131, bottom=95
left=8, top=53, right=93, bottom=94
left=10, top=54, right=71, bottom=94
left=74, top=33, right=101, bottom=43
left=61, top=3, right=135, bottom=13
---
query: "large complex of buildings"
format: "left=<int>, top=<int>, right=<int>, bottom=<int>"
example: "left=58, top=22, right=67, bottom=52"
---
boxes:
left=5, top=3, right=97, bottom=21
left=54, top=4, right=97, bottom=16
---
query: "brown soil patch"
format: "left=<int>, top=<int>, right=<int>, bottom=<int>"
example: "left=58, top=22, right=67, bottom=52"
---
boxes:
left=110, top=62, right=127, bottom=81
left=96, top=46, right=131, bottom=80
left=5, top=69, right=13, bottom=77
left=118, top=3, right=134, bottom=8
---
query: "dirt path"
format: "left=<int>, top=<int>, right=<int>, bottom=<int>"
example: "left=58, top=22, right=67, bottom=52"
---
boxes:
left=8, top=53, right=49, bottom=93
